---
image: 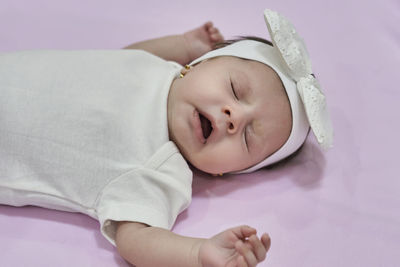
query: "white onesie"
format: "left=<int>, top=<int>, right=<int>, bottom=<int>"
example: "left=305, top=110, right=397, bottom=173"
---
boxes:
left=0, top=49, right=192, bottom=245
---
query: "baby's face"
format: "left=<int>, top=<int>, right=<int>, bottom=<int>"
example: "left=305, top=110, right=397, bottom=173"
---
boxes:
left=167, top=56, right=292, bottom=174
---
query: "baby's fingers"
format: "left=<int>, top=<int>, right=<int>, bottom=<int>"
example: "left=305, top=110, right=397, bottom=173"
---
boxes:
left=248, top=235, right=267, bottom=262
left=237, top=255, right=248, bottom=267
left=210, top=32, right=223, bottom=43
left=236, top=240, right=258, bottom=267
left=205, top=22, right=223, bottom=42
left=208, top=26, right=219, bottom=34
left=203, top=21, right=213, bottom=29
left=231, top=225, right=257, bottom=240
left=261, top=233, right=271, bottom=252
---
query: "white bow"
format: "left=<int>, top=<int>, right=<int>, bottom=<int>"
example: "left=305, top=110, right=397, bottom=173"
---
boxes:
left=264, top=9, right=333, bottom=149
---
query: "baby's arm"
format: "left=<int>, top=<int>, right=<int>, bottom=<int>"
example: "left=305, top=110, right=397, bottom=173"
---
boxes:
left=124, top=22, right=223, bottom=65
left=116, top=221, right=271, bottom=267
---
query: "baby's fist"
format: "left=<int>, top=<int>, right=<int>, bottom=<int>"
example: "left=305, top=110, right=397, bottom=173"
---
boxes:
left=183, top=22, right=224, bottom=62
left=199, top=225, right=271, bottom=267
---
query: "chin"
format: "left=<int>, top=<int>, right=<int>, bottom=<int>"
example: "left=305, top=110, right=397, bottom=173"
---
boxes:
left=188, top=159, right=215, bottom=174
left=193, top=160, right=228, bottom=175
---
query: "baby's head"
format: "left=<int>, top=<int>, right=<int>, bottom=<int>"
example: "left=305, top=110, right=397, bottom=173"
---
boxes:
left=168, top=9, right=333, bottom=175
left=168, top=53, right=292, bottom=174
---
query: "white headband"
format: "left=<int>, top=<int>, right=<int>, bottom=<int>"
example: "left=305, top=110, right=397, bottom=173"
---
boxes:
left=190, top=9, right=333, bottom=173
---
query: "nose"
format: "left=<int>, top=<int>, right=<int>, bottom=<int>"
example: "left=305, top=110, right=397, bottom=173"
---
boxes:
left=222, top=105, right=244, bottom=134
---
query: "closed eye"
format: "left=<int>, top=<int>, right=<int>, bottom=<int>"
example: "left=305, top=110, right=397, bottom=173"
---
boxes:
left=231, top=81, right=239, bottom=100
left=244, top=127, right=249, bottom=151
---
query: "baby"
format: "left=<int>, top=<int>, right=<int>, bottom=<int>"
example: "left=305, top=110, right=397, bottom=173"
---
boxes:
left=0, top=9, right=332, bottom=267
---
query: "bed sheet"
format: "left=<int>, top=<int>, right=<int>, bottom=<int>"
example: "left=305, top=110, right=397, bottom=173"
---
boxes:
left=1, top=0, right=399, bottom=266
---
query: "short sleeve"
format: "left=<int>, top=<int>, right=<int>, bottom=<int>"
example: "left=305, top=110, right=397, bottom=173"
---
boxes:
left=95, top=142, right=192, bottom=246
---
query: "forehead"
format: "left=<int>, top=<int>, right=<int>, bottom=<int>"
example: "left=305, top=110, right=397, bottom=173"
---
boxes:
left=209, top=56, right=283, bottom=87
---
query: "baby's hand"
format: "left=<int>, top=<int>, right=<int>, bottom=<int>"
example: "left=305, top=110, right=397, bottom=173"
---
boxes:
left=199, top=225, right=271, bottom=267
left=183, top=22, right=224, bottom=62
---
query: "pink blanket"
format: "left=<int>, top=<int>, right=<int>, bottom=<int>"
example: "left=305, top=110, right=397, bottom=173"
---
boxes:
left=1, top=0, right=399, bottom=266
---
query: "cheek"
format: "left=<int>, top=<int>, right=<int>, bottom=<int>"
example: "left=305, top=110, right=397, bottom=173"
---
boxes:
left=194, top=140, right=249, bottom=173
left=184, top=76, right=225, bottom=102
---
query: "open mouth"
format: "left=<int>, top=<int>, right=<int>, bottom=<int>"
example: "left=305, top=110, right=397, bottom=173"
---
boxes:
left=199, top=113, right=213, bottom=140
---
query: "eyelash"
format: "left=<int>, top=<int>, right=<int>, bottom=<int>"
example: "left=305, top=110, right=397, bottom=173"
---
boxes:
left=244, top=128, right=249, bottom=151
left=231, top=81, right=239, bottom=100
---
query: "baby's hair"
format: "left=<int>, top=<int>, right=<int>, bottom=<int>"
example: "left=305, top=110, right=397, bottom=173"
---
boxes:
left=213, top=36, right=311, bottom=170
left=214, top=36, right=273, bottom=49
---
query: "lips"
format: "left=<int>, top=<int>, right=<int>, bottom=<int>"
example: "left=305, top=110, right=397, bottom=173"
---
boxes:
left=199, top=113, right=213, bottom=139
left=192, top=109, right=214, bottom=144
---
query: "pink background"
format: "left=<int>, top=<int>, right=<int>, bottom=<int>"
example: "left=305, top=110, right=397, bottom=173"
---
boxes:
left=1, top=0, right=399, bottom=266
